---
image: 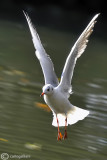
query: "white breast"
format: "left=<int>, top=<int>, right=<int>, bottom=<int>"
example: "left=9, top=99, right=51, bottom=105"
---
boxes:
left=44, top=90, right=72, bottom=114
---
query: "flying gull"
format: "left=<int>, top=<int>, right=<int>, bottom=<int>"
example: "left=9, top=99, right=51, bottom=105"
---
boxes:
left=24, top=12, right=100, bottom=140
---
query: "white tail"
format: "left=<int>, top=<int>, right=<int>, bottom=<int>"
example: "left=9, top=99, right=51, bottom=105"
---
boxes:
left=52, top=106, right=89, bottom=127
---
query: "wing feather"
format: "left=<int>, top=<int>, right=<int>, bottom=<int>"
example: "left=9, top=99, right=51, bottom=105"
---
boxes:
left=24, top=12, right=59, bottom=87
left=58, top=14, right=100, bottom=97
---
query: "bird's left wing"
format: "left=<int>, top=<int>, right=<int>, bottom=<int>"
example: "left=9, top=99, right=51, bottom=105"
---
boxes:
left=24, top=12, right=59, bottom=87
left=58, top=14, right=100, bottom=97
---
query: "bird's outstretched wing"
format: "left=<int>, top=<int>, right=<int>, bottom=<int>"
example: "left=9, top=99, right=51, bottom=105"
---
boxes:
left=24, top=12, right=59, bottom=87
left=58, top=14, right=100, bottom=97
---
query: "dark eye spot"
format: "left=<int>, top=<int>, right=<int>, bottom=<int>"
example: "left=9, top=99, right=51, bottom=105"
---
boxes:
left=47, top=88, right=50, bottom=91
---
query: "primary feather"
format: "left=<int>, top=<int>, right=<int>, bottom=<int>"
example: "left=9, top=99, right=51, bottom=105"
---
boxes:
left=24, top=11, right=59, bottom=87
left=59, top=14, right=100, bottom=97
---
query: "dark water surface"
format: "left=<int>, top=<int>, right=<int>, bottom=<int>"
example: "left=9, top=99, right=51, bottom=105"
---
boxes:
left=0, top=20, right=107, bottom=160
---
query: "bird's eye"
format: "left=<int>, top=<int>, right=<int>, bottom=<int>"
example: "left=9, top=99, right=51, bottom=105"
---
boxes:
left=47, top=88, right=50, bottom=91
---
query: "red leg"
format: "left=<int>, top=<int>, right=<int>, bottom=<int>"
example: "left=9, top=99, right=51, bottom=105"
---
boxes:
left=64, top=117, right=67, bottom=139
left=56, top=115, right=63, bottom=140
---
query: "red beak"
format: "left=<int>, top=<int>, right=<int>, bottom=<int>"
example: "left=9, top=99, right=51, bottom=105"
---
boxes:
left=40, top=92, right=45, bottom=97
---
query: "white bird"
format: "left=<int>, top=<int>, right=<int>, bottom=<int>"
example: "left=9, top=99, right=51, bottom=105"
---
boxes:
left=24, top=12, right=100, bottom=140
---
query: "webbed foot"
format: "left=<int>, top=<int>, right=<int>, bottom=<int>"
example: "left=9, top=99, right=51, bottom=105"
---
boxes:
left=57, top=131, right=63, bottom=140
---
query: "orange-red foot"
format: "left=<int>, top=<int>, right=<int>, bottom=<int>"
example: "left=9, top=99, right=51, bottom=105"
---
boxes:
left=63, top=130, right=67, bottom=139
left=57, top=131, right=63, bottom=140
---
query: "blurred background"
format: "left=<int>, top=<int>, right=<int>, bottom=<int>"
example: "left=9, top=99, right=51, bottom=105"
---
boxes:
left=0, top=0, right=107, bottom=38
left=0, top=1, right=107, bottom=160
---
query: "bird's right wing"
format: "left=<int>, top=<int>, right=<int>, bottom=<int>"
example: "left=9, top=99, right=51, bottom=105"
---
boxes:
left=58, top=14, right=100, bottom=97
left=24, top=12, right=59, bottom=87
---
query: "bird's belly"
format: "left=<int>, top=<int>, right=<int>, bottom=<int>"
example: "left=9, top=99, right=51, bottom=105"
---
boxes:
left=44, top=94, right=71, bottom=114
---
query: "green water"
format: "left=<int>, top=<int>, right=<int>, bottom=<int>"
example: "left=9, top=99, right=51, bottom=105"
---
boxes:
left=0, top=20, right=107, bottom=160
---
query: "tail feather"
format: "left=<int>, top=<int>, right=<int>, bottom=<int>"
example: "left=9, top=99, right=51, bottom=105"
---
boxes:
left=52, top=106, right=89, bottom=127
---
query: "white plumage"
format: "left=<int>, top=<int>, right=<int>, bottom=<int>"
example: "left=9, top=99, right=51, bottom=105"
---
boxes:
left=24, top=12, right=99, bottom=135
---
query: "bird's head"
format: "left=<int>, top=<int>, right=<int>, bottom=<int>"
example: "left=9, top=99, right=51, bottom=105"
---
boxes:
left=40, top=84, right=54, bottom=96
